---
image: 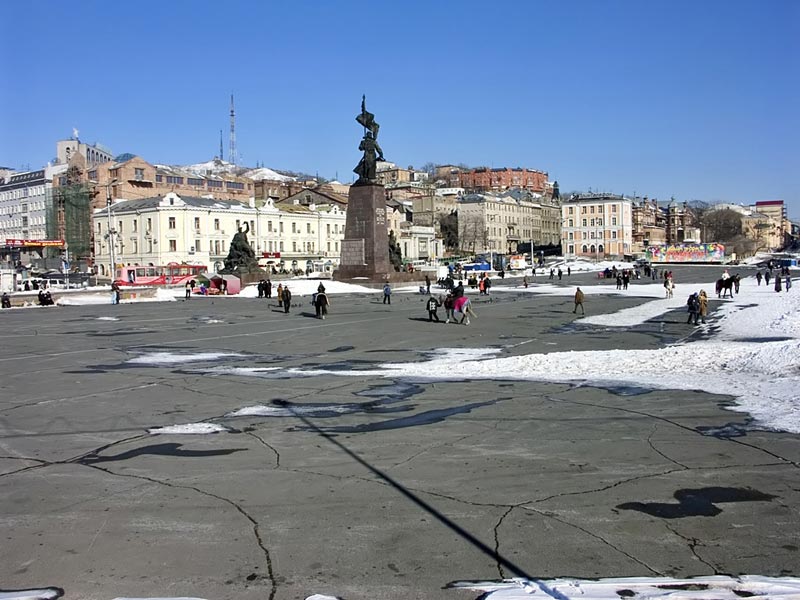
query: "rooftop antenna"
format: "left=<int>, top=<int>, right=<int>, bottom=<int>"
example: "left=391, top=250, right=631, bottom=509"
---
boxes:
left=219, top=130, right=224, bottom=161
left=229, top=94, right=237, bottom=166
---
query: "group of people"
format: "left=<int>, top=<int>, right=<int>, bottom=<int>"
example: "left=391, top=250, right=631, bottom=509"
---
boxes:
left=256, top=279, right=274, bottom=298
left=686, top=290, right=709, bottom=325
left=755, top=269, right=792, bottom=293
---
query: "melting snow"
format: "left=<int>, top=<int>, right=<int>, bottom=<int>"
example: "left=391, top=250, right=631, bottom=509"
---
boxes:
left=127, top=352, right=245, bottom=365
left=147, top=423, right=230, bottom=435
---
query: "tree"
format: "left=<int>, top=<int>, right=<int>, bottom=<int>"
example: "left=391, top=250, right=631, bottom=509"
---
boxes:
left=437, top=211, right=459, bottom=250
left=459, top=213, right=488, bottom=254
left=698, top=208, right=744, bottom=242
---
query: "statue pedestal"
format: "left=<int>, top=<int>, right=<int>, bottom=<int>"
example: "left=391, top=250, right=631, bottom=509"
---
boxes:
left=334, top=183, right=390, bottom=281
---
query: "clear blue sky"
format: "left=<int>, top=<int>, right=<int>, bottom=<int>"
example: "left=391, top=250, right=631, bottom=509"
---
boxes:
left=1, top=0, right=798, bottom=217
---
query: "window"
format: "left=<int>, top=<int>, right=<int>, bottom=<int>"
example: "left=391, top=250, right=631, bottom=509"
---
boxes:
left=279, top=241, right=284, bottom=252
left=612, top=205, right=617, bottom=212
left=155, top=175, right=163, bottom=183
left=188, top=178, right=204, bottom=186
left=582, top=219, right=587, bottom=227
left=250, top=220, right=255, bottom=233
left=214, top=219, right=220, bottom=231
left=280, top=222, right=284, bottom=233
left=292, top=222, right=296, bottom=233
left=611, top=217, right=617, bottom=226
left=292, top=241, right=297, bottom=252
left=581, top=207, right=587, bottom=214
left=207, top=180, right=223, bottom=188
left=568, top=232, right=573, bottom=240
left=194, top=217, right=200, bottom=229
left=598, top=244, right=604, bottom=253
left=307, top=223, right=312, bottom=234
left=147, top=218, right=152, bottom=231
left=612, top=231, right=617, bottom=239
left=118, top=221, right=123, bottom=233
left=568, top=219, right=573, bottom=227
left=582, top=245, right=588, bottom=253
left=214, top=241, right=220, bottom=254
left=225, top=181, right=245, bottom=190
left=195, top=239, right=201, bottom=252
left=326, top=224, right=330, bottom=235
left=169, top=240, right=177, bottom=252
left=236, top=220, right=240, bottom=231
left=568, top=244, right=574, bottom=254
left=133, top=220, right=138, bottom=232
left=166, top=176, right=184, bottom=185
left=590, top=206, right=595, bottom=214
left=590, top=219, right=595, bottom=227
left=134, top=168, right=145, bottom=181
left=169, top=217, right=176, bottom=229
left=268, top=221, right=273, bottom=232
left=327, top=241, right=331, bottom=251
left=597, top=219, right=602, bottom=226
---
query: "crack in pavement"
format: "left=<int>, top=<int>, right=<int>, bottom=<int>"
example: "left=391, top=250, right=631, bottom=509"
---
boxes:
left=74, top=460, right=277, bottom=599
left=647, top=423, right=690, bottom=469
left=493, top=506, right=515, bottom=578
left=664, top=522, right=724, bottom=575
left=541, top=393, right=800, bottom=469
left=243, top=430, right=280, bottom=468
left=520, top=504, right=663, bottom=576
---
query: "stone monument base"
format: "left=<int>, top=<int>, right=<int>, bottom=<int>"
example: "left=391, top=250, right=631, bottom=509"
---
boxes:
left=333, top=183, right=390, bottom=282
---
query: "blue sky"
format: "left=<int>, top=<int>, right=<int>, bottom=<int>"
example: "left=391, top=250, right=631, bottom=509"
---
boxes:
left=1, top=0, right=798, bottom=217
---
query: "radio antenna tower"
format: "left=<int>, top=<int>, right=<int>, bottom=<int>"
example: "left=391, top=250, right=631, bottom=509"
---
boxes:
left=229, top=94, right=237, bottom=166
left=219, top=130, right=224, bottom=160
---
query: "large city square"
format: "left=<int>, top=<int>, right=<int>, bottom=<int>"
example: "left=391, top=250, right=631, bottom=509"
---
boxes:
left=1, top=266, right=798, bottom=599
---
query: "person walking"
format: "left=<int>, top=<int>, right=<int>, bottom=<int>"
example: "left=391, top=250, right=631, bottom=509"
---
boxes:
left=765, top=271, right=771, bottom=286
left=557, top=268, right=563, bottom=281
left=265, top=278, right=272, bottom=299
left=698, top=289, right=708, bottom=324
left=484, top=276, right=492, bottom=295
left=281, top=285, right=292, bottom=313
left=257, top=280, right=265, bottom=298
left=687, top=292, right=700, bottom=325
left=775, top=275, right=782, bottom=293
left=425, top=275, right=431, bottom=295
left=567, top=266, right=571, bottom=277
left=276, top=283, right=284, bottom=307
left=756, top=271, right=763, bottom=286
left=426, top=295, right=441, bottom=322
left=786, top=275, right=792, bottom=291
left=315, top=290, right=329, bottom=319
left=185, top=280, right=192, bottom=300
left=382, top=282, right=392, bottom=304
left=573, top=287, right=585, bottom=315
left=1, top=292, right=11, bottom=309
left=522, top=276, right=528, bottom=288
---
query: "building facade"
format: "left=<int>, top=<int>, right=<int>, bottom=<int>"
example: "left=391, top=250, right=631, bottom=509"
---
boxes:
left=0, top=164, right=68, bottom=268
left=457, top=192, right=548, bottom=254
left=561, top=194, right=633, bottom=259
left=92, top=193, right=347, bottom=277
left=56, top=137, right=115, bottom=168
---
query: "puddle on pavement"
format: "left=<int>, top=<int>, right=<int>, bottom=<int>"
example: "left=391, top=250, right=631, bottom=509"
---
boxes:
left=696, top=421, right=753, bottom=438
left=291, top=397, right=510, bottom=434
left=328, top=345, right=355, bottom=353
left=617, top=486, right=776, bottom=519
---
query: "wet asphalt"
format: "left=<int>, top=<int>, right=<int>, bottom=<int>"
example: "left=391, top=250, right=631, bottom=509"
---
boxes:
left=0, top=264, right=797, bottom=600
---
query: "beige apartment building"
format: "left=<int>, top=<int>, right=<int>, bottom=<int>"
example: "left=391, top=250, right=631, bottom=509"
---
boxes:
left=92, top=192, right=347, bottom=277
left=561, top=194, right=634, bottom=259
left=457, top=192, right=546, bottom=254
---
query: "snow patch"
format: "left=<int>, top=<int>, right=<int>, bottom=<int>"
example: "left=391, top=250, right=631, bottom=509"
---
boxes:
left=0, top=590, right=63, bottom=600
left=127, top=352, right=245, bottom=365
left=450, top=575, right=800, bottom=599
left=147, top=423, right=231, bottom=435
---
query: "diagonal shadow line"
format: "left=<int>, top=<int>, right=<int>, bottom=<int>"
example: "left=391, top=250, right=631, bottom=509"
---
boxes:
left=278, top=400, right=533, bottom=579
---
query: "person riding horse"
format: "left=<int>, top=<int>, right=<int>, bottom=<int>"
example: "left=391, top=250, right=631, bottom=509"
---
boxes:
left=716, top=274, right=739, bottom=298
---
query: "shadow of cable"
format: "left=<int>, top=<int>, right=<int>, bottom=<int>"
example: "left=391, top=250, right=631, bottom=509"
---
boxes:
left=274, top=399, right=533, bottom=579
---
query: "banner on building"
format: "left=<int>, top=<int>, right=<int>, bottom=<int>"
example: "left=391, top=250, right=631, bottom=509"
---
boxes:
left=4, top=239, right=65, bottom=248
left=646, top=243, right=725, bottom=263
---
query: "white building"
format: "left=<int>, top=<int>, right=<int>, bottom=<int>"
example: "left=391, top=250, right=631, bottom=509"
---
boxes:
left=0, top=164, right=68, bottom=267
left=561, top=194, right=634, bottom=259
left=92, top=192, right=347, bottom=277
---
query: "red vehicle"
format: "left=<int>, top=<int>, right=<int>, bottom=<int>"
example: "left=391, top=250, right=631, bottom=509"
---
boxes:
left=115, top=263, right=206, bottom=286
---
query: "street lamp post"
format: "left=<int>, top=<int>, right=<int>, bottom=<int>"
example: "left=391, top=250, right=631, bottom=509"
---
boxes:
left=90, top=179, right=118, bottom=282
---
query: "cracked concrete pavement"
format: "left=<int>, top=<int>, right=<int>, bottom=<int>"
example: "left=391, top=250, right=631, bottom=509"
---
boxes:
left=1, top=265, right=798, bottom=599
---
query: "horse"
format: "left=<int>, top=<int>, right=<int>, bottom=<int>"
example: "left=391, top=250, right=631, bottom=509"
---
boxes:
left=716, top=274, right=739, bottom=298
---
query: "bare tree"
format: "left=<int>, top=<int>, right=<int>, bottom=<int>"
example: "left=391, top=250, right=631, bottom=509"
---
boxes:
left=459, top=214, right=487, bottom=254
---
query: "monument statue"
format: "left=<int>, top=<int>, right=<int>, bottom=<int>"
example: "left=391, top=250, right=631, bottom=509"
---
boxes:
left=220, top=222, right=262, bottom=274
left=353, top=95, right=385, bottom=184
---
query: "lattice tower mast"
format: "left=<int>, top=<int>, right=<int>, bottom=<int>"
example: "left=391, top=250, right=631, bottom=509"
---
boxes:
left=229, top=94, right=237, bottom=166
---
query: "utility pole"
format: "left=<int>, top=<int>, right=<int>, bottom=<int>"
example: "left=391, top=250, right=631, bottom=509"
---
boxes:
left=105, top=179, right=118, bottom=283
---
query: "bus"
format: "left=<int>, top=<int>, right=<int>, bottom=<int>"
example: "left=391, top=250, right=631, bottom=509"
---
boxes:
left=115, top=263, right=207, bottom=286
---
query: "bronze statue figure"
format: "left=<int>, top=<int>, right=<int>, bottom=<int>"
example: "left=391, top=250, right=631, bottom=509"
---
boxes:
left=221, top=222, right=261, bottom=274
left=353, top=95, right=385, bottom=184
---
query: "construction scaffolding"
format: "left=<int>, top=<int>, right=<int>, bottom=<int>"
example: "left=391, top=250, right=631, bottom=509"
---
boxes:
left=46, top=178, right=94, bottom=269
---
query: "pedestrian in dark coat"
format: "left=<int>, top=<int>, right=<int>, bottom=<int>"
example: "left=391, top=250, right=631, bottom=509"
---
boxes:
left=756, top=271, right=762, bottom=286
left=687, top=292, right=700, bottom=324
left=281, top=286, right=292, bottom=312
left=426, top=296, right=441, bottom=322
left=774, top=276, right=782, bottom=293
left=315, top=291, right=329, bottom=318
left=425, top=275, right=431, bottom=295
left=265, top=279, right=272, bottom=298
